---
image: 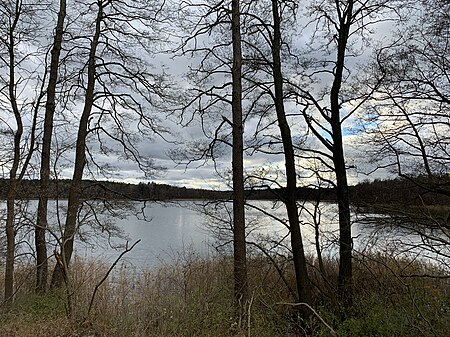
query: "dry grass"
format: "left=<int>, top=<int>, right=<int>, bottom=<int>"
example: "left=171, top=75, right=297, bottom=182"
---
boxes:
left=0, top=252, right=449, bottom=337
left=0, top=254, right=287, bottom=337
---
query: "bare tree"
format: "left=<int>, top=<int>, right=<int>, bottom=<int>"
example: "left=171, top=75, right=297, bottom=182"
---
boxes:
left=241, top=0, right=313, bottom=315
left=359, top=0, right=449, bottom=184
left=288, top=0, right=405, bottom=314
left=170, top=0, right=250, bottom=319
left=231, top=0, right=249, bottom=318
left=353, top=0, right=449, bottom=272
left=172, top=0, right=312, bottom=319
left=50, top=0, right=169, bottom=286
left=34, top=0, right=66, bottom=292
left=0, top=0, right=44, bottom=301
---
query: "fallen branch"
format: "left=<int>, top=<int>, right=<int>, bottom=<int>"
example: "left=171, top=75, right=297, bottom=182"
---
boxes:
left=86, top=240, right=141, bottom=318
left=276, top=302, right=337, bottom=336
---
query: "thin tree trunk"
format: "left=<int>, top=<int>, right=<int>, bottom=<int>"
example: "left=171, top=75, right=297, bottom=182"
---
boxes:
left=313, top=199, right=326, bottom=278
left=330, top=1, right=354, bottom=314
left=5, top=193, right=16, bottom=303
left=51, top=0, right=102, bottom=287
left=4, top=1, right=25, bottom=301
left=5, top=124, right=21, bottom=303
left=5, top=53, right=21, bottom=304
left=270, top=0, right=312, bottom=316
left=35, top=0, right=66, bottom=292
left=3, top=0, right=42, bottom=301
left=231, top=0, right=248, bottom=319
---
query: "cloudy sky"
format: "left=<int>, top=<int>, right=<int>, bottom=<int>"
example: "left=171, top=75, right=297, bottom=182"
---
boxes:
left=83, top=1, right=403, bottom=189
left=102, top=2, right=401, bottom=189
left=0, top=0, right=407, bottom=189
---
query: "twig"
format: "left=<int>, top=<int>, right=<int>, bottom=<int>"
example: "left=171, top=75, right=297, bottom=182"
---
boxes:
left=86, top=240, right=141, bottom=317
left=276, top=302, right=337, bottom=336
left=247, top=291, right=255, bottom=337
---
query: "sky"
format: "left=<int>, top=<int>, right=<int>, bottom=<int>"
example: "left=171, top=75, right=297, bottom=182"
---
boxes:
left=103, top=1, right=401, bottom=189
left=0, top=0, right=414, bottom=190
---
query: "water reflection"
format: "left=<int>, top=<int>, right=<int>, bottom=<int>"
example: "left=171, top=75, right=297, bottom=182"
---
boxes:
left=72, top=200, right=412, bottom=268
left=2, top=200, right=447, bottom=270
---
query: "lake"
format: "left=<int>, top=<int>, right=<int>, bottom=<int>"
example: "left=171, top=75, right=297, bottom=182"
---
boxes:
left=69, top=200, right=419, bottom=269
left=3, top=200, right=444, bottom=269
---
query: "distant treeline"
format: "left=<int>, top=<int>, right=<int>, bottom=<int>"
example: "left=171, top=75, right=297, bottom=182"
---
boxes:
left=0, top=176, right=448, bottom=205
left=0, top=178, right=335, bottom=201
left=0, top=179, right=227, bottom=201
left=350, top=175, right=450, bottom=206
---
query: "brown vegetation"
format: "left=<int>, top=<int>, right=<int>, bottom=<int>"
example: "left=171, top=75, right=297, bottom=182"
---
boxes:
left=1, top=253, right=449, bottom=337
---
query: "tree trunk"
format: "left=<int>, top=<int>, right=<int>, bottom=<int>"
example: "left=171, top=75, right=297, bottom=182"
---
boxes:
left=330, top=1, right=354, bottom=314
left=35, top=0, right=66, bottom=292
left=332, top=128, right=353, bottom=312
left=270, top=0, right=312, bottom=316
left=231, top=0, right=248, bottom=319
left=3, top=0, right=42, bottom=301
left=5, top=122, right=21, bottom=303
left=4, top=6, right=25, bottom=300
left=5, top=181, right=22, bottom=304
left=51, top=0, right=102, bottom=287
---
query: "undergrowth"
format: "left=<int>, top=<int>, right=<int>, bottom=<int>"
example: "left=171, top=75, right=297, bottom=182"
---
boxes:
left=0, top=252, right=449, bottom=336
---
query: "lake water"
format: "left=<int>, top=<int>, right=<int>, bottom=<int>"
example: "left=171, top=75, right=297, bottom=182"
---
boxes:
left=68, top=200, right=400, bottom=268
left=3, top=200, right=445, bottom=269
